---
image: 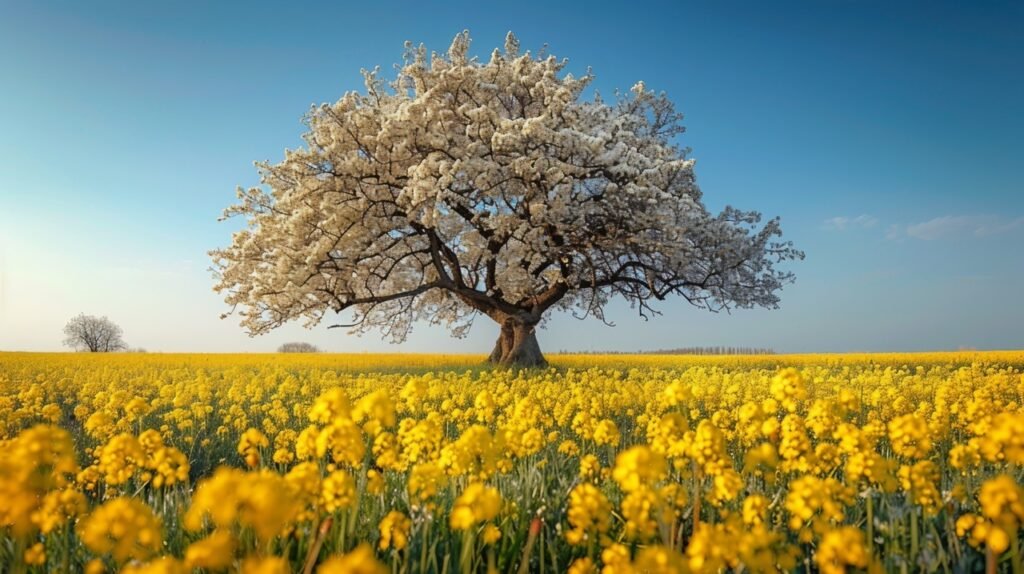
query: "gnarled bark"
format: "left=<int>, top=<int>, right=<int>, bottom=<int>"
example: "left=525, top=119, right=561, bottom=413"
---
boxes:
left=487, top=317, right=546, bottom=367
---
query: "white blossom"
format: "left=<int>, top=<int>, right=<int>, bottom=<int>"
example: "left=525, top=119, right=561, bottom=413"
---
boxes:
left=210, top=32, right=803, bottom=364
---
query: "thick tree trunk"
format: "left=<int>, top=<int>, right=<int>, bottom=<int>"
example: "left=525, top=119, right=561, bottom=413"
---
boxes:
left=487, top=318, right=546, bottom=367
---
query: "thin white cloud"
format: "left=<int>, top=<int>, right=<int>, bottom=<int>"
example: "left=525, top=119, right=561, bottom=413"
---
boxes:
left=823, top=214, right=879, bottom=231
left=901, top=215, right=1024, bottom=240
left=974, top=216, right=1024, bottom=237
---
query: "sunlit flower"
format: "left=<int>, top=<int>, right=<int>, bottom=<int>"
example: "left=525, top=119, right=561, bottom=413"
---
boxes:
left=378, top=510, right=411, bottom=551
left=815, top=527, right=874, bottom=574
left=450, top=483, right=501, bottom=530
left=78, top=497, right=162, bottom=563
left=318, top=544, right=387, bottom=574
left=185, top=529, right=237, bottom=570
left=565, top=483, right=612, bottom=545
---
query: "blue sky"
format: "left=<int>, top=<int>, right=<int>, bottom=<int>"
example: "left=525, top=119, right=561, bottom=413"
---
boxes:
left=1, top=0, right=1022, bottom=353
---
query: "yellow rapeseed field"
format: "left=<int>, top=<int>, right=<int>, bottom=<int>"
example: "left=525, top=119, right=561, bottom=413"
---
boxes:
left=1, top=351, right=1023, bottom=573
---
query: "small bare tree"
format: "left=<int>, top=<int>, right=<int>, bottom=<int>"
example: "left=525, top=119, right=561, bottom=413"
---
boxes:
left=62, top=314, right=127, bottom=353
left=277, top=342, right=321, bottom=353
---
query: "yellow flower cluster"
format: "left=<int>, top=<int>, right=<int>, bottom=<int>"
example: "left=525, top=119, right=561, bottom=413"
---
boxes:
left=815, top=526, right=877, bottom=574
left=957, top=474, right=1024, bottom=555
left=378, top=510, right=412, bottom=551
left=1, top=350, right=1023, bottom=572
left=77, top=497, right=162, bottom=563
left=319, top=544, right=388, bottom=574
left=184, top=467, right=301, bottom=540
left=184, top=529, right=237, bottom=570
left=449, top=482, right=502, bottom=530
left=238, top=427, right=270, bottom=467
left=0, top=425, right=81, bottom=537
left=566, top=483, right=613, bottom=545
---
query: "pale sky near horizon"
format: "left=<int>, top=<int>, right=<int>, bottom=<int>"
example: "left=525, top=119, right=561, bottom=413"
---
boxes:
left=1, top=0, right=1023, bottom=354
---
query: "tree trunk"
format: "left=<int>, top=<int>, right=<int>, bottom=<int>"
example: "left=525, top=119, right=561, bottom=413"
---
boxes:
left=487, top=317, right=546, bottom=367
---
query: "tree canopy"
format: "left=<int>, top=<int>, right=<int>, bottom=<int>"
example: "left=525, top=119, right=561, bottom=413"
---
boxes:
left=212, top=32, right=803, bottom=366
left=62, top=314, right=127, bottom=353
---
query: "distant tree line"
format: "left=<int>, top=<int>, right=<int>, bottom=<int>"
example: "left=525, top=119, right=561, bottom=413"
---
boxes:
left=278, top=342, right=321, bottom=353
left=556, top=346, right=776, bottom=355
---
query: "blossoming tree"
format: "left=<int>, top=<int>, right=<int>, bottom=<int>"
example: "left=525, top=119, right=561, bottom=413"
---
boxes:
left=211, top=32, right=803, bottom=366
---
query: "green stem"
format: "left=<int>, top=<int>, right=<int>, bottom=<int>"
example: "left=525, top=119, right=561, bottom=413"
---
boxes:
left=536, top=521, right=544, bottom=572
left=63, top=522, right=72, bottom=574
left=13, top=537, right=26, bottom=574
left=866, top=490, right=874, bottom=556
left=910, top=509, right=919, bottom=563
left=1011, top=529, right=1022, bottom=574
left=336, top=513, right=347, bottom=554
left=420, top=520, right=429, bottom=574
left=459, top=529, right=474, bottom=574
left=691, top=460, right=702, bottom=536
left=927, top=520, right=951, bottom=574
left=348, top=468, right=367, bottom=538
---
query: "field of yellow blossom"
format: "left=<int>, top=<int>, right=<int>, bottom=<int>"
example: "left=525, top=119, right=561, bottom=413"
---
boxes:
left=1, top=351, right=1023, bottom=573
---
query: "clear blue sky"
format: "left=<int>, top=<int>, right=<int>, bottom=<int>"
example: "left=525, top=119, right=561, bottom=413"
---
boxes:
left=1, top=0, right=1022, bottom=353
